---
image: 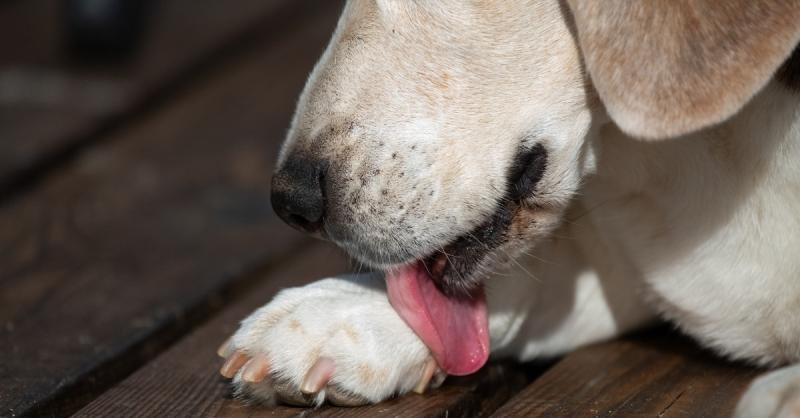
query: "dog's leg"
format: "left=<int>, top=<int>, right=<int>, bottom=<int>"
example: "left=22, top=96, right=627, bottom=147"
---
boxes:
left=735, top=364, right=800, bottom=418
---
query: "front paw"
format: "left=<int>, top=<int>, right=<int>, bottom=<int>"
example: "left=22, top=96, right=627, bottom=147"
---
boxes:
left=735, top=364, right=800, bottom=418
left=218, top=276, right=445, bottom=406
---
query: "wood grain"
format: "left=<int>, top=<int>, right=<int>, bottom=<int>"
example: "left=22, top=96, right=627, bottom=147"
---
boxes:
left=74, top=243, right=350, bottom=418
left=0, top=4, right=342, bottom=417
left=214, top=362, right=532, bottom=418
left=0, top=0, right=325, bottom=199
left=75, top=242, right=534, bottom=418
left=490, top=329, right=763, bottom=418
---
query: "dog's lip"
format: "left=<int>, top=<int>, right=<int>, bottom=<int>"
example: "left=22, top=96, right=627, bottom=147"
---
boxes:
left=390, top=218, right=506, bottom=296
left=329, top=202, right=521, bottom=296
left=380, top=145, right=547, bottom=287
left=416, top=251, right=453, bottom=292
left=325, top=229, right=463, bottom=271
left=418, top=245, right=487, bottom=297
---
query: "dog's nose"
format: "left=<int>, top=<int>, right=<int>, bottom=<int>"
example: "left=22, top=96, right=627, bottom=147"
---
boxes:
left=271, top=157, right=327, bottom=234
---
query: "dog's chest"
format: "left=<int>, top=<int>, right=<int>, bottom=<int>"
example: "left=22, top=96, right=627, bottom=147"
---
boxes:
left=578, top=83, right=800, bottom=362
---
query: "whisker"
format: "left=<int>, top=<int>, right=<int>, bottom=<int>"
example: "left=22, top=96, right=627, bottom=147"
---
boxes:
left=499, top=247, right=541, bottom=283
left=440, top=248, right=469, bottom=285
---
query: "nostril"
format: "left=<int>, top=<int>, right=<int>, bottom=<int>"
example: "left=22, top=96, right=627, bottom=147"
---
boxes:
left=288, top=214, right=307, bottom=226
left=271, top=188, right=325, bottom=233
left=270, top=156, right=328, bottom=234
left=288, top=213, right=321, bottom=232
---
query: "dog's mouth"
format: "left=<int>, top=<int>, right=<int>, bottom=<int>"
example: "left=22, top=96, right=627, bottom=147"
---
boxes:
left=384, top=197, right=523, bottom=376
left=386, top=261, right=489, bottom=376
left=385, top=144, right=548, bottom=376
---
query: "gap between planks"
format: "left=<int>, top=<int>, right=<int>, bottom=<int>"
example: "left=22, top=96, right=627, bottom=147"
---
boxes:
left=0, top=3, right=344, bottom=417
left=0, top=0, right=338, bottom=206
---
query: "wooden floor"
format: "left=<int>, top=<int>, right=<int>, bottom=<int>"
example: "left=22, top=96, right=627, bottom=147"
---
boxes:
left=0, top=2, right=764, bottom=417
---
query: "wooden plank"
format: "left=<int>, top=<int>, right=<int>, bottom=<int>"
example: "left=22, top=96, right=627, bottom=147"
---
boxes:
left=0, top=0, right=321, bottom=198
left=73, top=243, right=347, bottom=418
left=75, top=242, right=534, bottom=418
left=0, top=4, right=343, bottom=417
left=214, top=362, right=531, bottom=418
left=490, top=329, right=763, bottom=417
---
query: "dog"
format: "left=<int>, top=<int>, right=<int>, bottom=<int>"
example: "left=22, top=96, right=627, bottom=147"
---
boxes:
left=217, top=1, right=800, bottom=415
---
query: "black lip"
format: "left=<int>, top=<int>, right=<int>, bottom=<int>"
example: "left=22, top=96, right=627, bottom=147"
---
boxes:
left=426, top=203, right=519, bottom=296
left=425, top=144, right=548, bottom=296
left=508, top=143, right=548, bottom=200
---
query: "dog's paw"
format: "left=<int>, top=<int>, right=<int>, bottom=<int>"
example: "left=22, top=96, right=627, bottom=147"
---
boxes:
left=735, top=364, right=800, bottom=418
left=218, top=276, right=444, bottom=406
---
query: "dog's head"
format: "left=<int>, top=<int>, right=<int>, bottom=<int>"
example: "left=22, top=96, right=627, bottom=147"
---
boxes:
left=272, top=0, right=800, bottom=295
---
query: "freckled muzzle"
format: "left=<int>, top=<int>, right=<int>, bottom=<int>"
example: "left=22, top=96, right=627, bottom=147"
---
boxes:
left=416, top=143, right=549, bottom=295
left=271, top=146, right=420, bottom=265
left=272, top=141, right=548, bottom=296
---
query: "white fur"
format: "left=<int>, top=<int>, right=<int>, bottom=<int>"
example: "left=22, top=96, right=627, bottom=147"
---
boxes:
left=584, top=83, right=800, bottom=366
left=228, top=0, right=800, bottom=410
left=735, top=364, right=800, bottom=418
left=230, top=276, right=431, bottom=405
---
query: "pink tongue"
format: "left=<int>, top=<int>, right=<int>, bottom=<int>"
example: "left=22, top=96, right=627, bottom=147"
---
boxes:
left=385, top=262, right=489, bottom=376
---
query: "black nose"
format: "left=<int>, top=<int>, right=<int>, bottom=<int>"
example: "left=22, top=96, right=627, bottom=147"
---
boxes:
left=271, top=157, right=327, bottom=233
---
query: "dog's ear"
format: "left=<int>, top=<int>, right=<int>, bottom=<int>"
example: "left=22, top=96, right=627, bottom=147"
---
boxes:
left=566, top=1, right=800, bottom=140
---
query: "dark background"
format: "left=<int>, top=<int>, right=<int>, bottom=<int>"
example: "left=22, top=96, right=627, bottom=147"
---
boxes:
left=0, top=1, right=350, bottom=416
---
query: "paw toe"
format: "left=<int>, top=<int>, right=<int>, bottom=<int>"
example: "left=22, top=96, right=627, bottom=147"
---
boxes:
left=220, top=351, right=250, bottom=378
left=300, top=357, right=335, bottom=394
left=241, top=353, right=271, bottom=383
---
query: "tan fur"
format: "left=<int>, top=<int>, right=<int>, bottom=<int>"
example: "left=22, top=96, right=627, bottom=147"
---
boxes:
left=227, top=0, right=800, bottom=411
left=568, top=0, right=800, bottom=139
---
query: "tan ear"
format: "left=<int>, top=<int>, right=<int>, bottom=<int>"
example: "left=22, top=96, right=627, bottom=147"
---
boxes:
left=566, top=0, right=800, bottom=140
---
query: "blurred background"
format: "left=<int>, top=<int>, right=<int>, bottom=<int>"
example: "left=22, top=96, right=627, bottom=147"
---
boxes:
left=0, top=1, right=350, bottom=416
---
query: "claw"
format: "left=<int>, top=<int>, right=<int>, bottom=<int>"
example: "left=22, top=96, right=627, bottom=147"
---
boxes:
left=216, top=337, right=232, bottom=358
left=430, top=367, right=447, bottom=390
left=413, top=358, right=439, bottom=394
left=241, top=353, right=271, bottom=383
left=220, top=351, right=249, bottom=378
left=300, top=357, right=335, bottom=394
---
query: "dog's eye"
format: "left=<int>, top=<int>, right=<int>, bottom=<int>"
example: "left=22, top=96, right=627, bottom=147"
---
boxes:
left=508, top=143, right=547, bottom=201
